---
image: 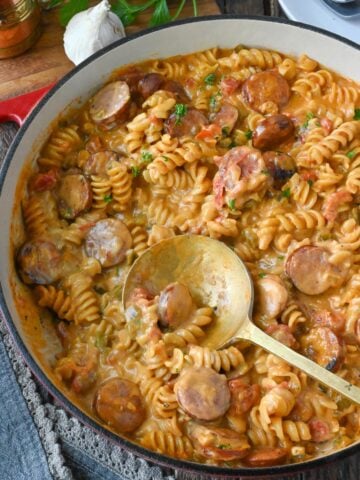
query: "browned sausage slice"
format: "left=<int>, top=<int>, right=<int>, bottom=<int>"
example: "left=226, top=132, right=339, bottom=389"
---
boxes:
left=189, top=424, right=250, bottom=461
left=174, top=367, right=230, bottom=421
left=228, top=378, right=260, bottom=415
left=266, top=324, right=297, bottom=349
left=242, top=71, right=290, bottom=112
left=85, top=218, right=132, bottom=267
left=89, top=81, right=131, bottom=124
left=84, top=151, right=117, bottom=176
left=57, top=173, right=92, bottom=219
left=117, top=67, right=145, bottom=94
left=286, top=246, right=335, bottom=295
left=165, top=108, right=208, bottom=138
left=244, top=447, right=288, bottom=467
left=138, top=73, right=165, bottom=99
left=158, top=282, right=195, bottom=328
left=163, top=80, right=189, bottom=102
left=94, top=378, right=146, bottom=433
left=263, top=151, right=296, bottom=188
left=309, top=418, right=334, bottom=442
left=212, top=103, right=239, bottom=133
left=300, top=326, right=342, bottom=371
left=252, top=114, right=295, bottom=150
left=17, top=240, right=62, bottom=285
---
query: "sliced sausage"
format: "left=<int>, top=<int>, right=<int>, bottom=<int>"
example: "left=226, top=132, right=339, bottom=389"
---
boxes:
left=212, top=103, right=239, bottom=133
left=165, top=108, right=208, bottom=138
left=85, top=218, right=132, bottom=268
left=309, top=418, right=334, bottom=442
left=228, top=378, right=260, bottom=414
left=138, top=73, right=164, bottom=99
left=84, top=151, right=117, bottom=176
left=309, top=309, right=345, bottom=334
left=256, top=274, right=288, bottom=319
left=220, top=76, right=240, bottom=96
left=117, top=67, right=145, bottom=94
left=189, top=424, right=250, bottom=461
left=163, top=80, right=189, bottom=102
left=89, top=81, right=131, bottom=124
left=57, top=173, right=92, bottom=219
left=94, top=378, right=145, bottom=433
left=56, top=344, right=98, bottom=394
left=244, top=447, right=288, bottom=467
left=175, top=367, right=230, bottom=421
left=17, top=240, right=62, bottom=285
left=252, top=114, right=295, bottom=150
left=158, top=282, right=195, bottom=329
left=286, top=246, right=347, bottom=295
left=242, top=71, right=290, bottom=112
left=291, top=391, right=314, bottom=422
left=263, top=151, right=296, bottom=188
left=300, top=326, right=342, bottom=371
left=266, top=324, right=297, bottom=349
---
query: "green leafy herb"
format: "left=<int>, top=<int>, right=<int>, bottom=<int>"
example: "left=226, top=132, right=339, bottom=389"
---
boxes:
left=162, top=155, right=169, bottom=162
left=302, top=112, right=315, bottom=129
left=103, top=194, right=113, bottom=203
left=228, top=199, right=236, bottom=211
left=221, top=126, right=230, bottom=137
left=354, top=109, right=360, bottom=120
left=217, top=444, right=231, bottom=450
left=346, top=150, right=356, bottom=160
left=111, top=0, right=157, bottom=27
left=258, top=272, right=267, bottom=278
left=307, top=179, right=314, bottom=187
left=59, top=0, right=89, bottom=26
left=277, top=255, right=285, bottom=260
left=209, top=91, right=221, bottom=110
left=281, top=187, right=291, bottom=198
left=141, top=150, right=153, bottom=163
left=131, top=166, right=141, bottom=177
left=204, top=72, right=217, bottom=85
left=244, top=129, right=253, bottom=140
left=45, top=0, right=63, bottom=8
left=149, top=0, right=171, bottom=26
left=174, top=103, right=188, bottom=125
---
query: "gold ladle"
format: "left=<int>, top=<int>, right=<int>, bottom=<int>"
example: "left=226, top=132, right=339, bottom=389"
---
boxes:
left=123, top=234, right=360, bottom=404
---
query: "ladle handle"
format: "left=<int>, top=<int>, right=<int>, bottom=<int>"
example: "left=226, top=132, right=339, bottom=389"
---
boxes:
left=243, top=321, right=360, bottom=404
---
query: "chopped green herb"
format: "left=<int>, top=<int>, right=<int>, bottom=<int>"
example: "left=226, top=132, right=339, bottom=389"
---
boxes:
left=228, top=199, right=236, bottom=211
left=346, top=150, right=356, bottom=160
left=228, top=140, right=237, bottom=149
left=59, top=0, right=89, bottom=26
left=209, top=91, right=221, bottom=110
left=281, top=187, right=291, bottom=198
left=354, top=109, right=360, bottom=120
left=141, top=150, right=153, bottom=163
left=307, top=179, right=314, bottom=187
left=302, top=112, right=315, bottom=129
left=131, top=166, right=141, bottom=177
left=174, top=103, right=188, bottom=125
left=221, top=126, right=230, bottom=137
left=103, top=194, right=113, bottom=203
left=162, top=402, right=170, bottom=408
left=277, top=255, right=285, bottom=260
left=217, top=444, right=231, bottom=450
left=204, top=72, right=217, bottom=85
left=63, top=207, right=73, bottom=218
left=162, top=155, right=169, bottom=162
left=244, top=129, right=253, bottom=140
left=261, top=169, right=270, bottom=176
left=258, top=272, right=267, bottom=278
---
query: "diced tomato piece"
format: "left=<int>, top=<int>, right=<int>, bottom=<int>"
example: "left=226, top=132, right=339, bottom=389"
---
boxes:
left=196, top=123, right=222, bottom=140
left=220, top=76, right=240, bottom=96
left=300, top=170, right=318, bottom=182
left=309, top=418, right=333, bottom=442
left=30, top=168, right=59, bottom=192
left=322, top=190, right=353, bottom=222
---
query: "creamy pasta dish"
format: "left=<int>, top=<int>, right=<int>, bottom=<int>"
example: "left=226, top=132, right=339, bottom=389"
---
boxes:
left=14, top=46, right=360, bottom=467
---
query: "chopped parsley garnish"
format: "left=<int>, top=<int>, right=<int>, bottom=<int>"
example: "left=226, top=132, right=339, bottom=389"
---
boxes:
left=258, top=272, right=267, bottom=278
left=204, top=72, right=217, bottom=85
left=244, top=129, right=253, bottom=140
left=103, top=194, right=113, bottom=203
left=209, top=91, right=221, bottom=110
left=162, top=155, right=169, bottom=162
left=302, top=112, right=315, bottom=129
left=281, top=187, right=291, bottom=198
left=277, top=255, right=285, bottom=260
left=222, top=126, right=230, bottom=137
left=131, top=166, right=141, bottom=177
left=228, top=199, right=236, bottom=211
left=174, top=103, right=188, bottom=125
left=141, top=150, right=153, bottom=163
left=346, top=150, right=356, bottom=160
left=354, top=108, right=360, bottom=120
left=307, top=179, right=314, bottom=187
left=217, top=444, right=231, bottom=450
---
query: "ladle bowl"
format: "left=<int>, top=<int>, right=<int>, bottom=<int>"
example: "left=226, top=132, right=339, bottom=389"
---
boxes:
left=123, top=234, right=360, bottom=405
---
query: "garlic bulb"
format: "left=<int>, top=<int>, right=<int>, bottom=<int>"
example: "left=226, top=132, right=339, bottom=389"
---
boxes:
left=64, top=0, right=125, bottom=65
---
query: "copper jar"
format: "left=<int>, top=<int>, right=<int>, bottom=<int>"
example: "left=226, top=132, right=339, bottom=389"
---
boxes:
left=0, top=0, right=41, bottom=59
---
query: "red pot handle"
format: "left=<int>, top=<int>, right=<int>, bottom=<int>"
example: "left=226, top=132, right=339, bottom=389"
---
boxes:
left=0, top=83, right=55, bottom=127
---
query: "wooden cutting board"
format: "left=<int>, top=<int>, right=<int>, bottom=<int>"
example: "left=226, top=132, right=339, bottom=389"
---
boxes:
left=0, top=0, right=220, bottom=102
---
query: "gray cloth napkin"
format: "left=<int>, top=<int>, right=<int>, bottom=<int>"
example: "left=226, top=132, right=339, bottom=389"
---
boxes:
left=0, top=313, right=175, bottom=480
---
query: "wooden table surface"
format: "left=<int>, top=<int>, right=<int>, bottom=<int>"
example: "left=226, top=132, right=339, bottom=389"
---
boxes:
left=0, top=1, right=359, bottom=479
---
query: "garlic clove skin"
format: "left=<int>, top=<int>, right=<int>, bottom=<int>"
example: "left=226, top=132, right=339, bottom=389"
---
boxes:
left=64, top=0, right=126, bottom=66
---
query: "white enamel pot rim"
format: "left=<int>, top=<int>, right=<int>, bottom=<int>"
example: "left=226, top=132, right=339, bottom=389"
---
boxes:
left=1, top=15, right=360, bottom=477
